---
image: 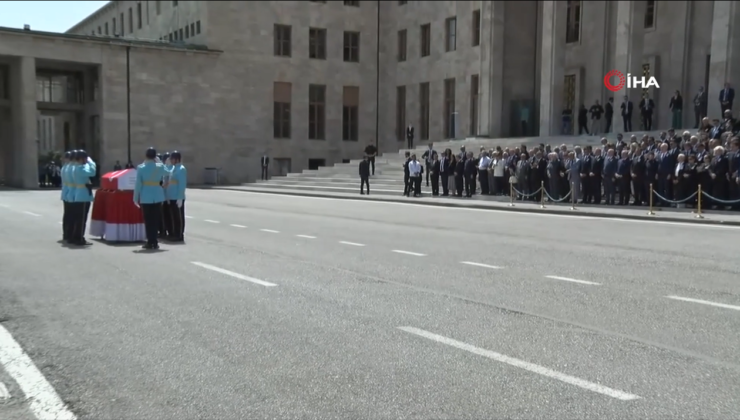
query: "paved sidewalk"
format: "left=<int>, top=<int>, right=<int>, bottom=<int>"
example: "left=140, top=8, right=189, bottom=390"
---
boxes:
left=205, top=185, right=740, bottom=227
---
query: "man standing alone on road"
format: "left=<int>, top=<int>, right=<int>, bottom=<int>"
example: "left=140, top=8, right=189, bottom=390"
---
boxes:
left=364, top=144, right=377, bottom=176
left=359, top=156, right=370, bottom=195
left=166, top=151, right=187, bottom=242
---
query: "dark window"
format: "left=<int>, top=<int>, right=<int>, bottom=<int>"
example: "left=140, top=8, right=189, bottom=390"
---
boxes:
left=419, top=82, right=429, bottom=140
left=173, top=0, right=178, bottom=6
left=120, top=13, right=124, bottom=35
left=470, top=75, right=479, bottom=136
left=420, top=24, right=431, bottom=57
left=185, top=25, right=189, bottom=38
left=274, top=25, right=292, bottom=57
left=273, top=82, right=292, bottom=139
left=112, top=18, right=116, bottom=35
left=343, top=31, right=360, bottom=62
left=196, top=21, right=201, bottom=34
left=104, top=22, right=109, bottom=35
left=310, top=0, right=327, bottom=3
left=128, top=8, right=133, bottom=33
left=137, top=2, right=142, bottom=29
left=445, top=17, right=457, bottom=52
left=308, top=85, right=326, bottom=140
left=309, top=28, right=327, bottom=59
left=156, top=1, right=161, bottom=15
left=397, top=29, right=407, bottom=62
left=399, top=0, right=407, bottom=4
left=168, top=33, right=173, bottom=41
left=344, top=1, right=359, bottom=6
left=396, top=86, right=406, bottom=141
left=178, top=28, right=184, bottom=40
left=645, top=0, right=656, bottom=29
left=342, top=86, right=359, bottom=141
left=0, top=66, right=7, bottom=100
left=97, top=26, right=101, bottom=35
left=443, top=78, right=456, bottom=139
left=566, top=1, right=581, bottom=44
left=190, top=23, right=195, bottom=35
left=472, top=10, right=481, bottom=46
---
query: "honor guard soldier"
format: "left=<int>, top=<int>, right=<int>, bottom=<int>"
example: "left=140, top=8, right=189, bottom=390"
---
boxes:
left=69, top=150, right=97, bottom=246
left=165, top=151, right=187, bottom=241
left=60, top=150, right=72, bottom=242
left=159, top=152, right=172, bottom=238
left=134, top=147, right=172, bottom=250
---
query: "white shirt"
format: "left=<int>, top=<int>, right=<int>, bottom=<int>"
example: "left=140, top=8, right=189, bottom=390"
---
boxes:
left=675, top=162, right=684, bottom=177
left=492, top=159, right=505, bottom=177
left=478, top=156, right=492, bottom=170
left=408, top=160, right=422, bottom=176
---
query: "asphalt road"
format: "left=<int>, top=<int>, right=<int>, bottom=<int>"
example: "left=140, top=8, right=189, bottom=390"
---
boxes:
left=0, top=188, right=739, bottom=419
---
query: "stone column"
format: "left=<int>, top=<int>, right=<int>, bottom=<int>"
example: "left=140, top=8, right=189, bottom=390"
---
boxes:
left=665, top=1, right=691, bottom=129
left=10, top=56, right=38, bottom=189
left=708, top=1, right=740, bottom=119
left=538, top=0, right=567, bottom=136
left=478, top=0, right=504, bottom=138
left=614, top=0, right=646, bottom=126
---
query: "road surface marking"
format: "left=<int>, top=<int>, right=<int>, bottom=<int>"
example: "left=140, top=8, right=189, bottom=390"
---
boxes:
left=58, top=221, right=63, bottom=224
left=392, top=250, right=426, bottom=256
left=230, top=224, right=247, bottom=228
left=261, top=229, right=280, bottom=233
left=398, top=326, right=641, bottom=401
left=545, top=275, right=601, bottom=286
left=666, top=295, right=740, bottom=311
left=339, top=241, right=365, bottom=246
left=296, top=234, right=316, bottom=239
left=461, top=261, right=503, bottom=269
left=185, top=215, right=194, bottom=219
left=0, top=204, right=9, bottom=208
left=23, top=211, right=41, bottom=217
left=0, top=325, right=78, bottom=419
left=204, top=219, right=220, bottom=224
left=191, top=262, right=277, bottom=287
left=0, top=381, right=9, bottom=400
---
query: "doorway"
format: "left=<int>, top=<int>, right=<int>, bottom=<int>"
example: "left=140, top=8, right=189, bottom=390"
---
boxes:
left=308, top=158, right=326, bottom=170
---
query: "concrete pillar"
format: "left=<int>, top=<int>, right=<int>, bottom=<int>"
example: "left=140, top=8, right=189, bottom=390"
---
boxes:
left=538, top=0, right=567, bottom=136
left=708, top=1, right=740, bottom=119
left=614, top=1, right=646, bottom=114
left=478, top=0, right=504, bottom=138
left=665, top=1, right=691, bottom=129
left=10, top=56, right=38, bottom=189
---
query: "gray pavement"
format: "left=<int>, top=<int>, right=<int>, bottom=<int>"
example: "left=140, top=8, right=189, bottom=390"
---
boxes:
left=0, top=189, right=739, bottom=419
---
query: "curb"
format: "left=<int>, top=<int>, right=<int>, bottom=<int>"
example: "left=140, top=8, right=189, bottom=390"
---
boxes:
left=204, top=186, right=740, bottom=227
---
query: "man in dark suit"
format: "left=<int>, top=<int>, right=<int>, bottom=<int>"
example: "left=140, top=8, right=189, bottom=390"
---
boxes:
left=616, top=150, right=632, bottom=205
left=602, top=149, right=618, bottom=205
left=402, top=151, right=411, bottom=197
left=694, top=86, right=707, bottom=128
left=644, top=151, right=659, bottom=204
left=359, top=156, right=370, bottom=195
left=720, top=82, right=735, bottom=114
left=656, top=143, right=674, bottom=206
left=639, top=94, right=655, bottom=131
left=260, top=154, right=270, bottom=180
left=605, top=97, right=614, bottom=133
left=421, top=143, right=436, bottom=186
left=630, top=149, right=646, bottom=205
left=620, top=95, right=634, bottom=132
left=364, top=144, right=377, bottom=176
left=590, top=148, right=604, bottom=204
left=463, top=152, right=476, bottom=197
left=430, top=153, right=440, bottom=196
left=406, top=125, right=414, bottom=149
left=580, top=146, right=593, bottom=203
left=439, top=151, right=451, bottom=196
left=454, top=154, right=465, bottom=197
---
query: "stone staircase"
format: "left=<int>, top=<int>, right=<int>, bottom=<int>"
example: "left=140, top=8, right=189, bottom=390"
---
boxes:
left=247, top=129, right=678, bottom=196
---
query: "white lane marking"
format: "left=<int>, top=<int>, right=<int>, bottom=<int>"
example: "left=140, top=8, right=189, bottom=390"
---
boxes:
left=398, top=326, right=641, bottom=401
left=215, top=190, right=740, bottom=230
left=58, top=221, right=63, bottom=225
left=0, top=325, right=78, bottom=419
left=204, top=219, right=220, bottom=224
left=0, top=381, right=9, bottom=400
left=185, top=215, right=194, bottom=219
left=0, top=204, right=9, bottom=208
left=392, top=250, right=426, bottom=256
left=461, top=261, right=503, bottom=269
left=296, top=234, right=316, bottom=239
left=191, top=262, right=277, bottom=287
left=260, top=229, right=280, bottom=233
left=23, top=211, right=41, bottom=217
left=666, top=295, right=740, bottom=311
left=545, top=275, right=601, bottom=286
left=230, top=224, right=247, bottom=228
left=339, top=241, right=365, bottom=246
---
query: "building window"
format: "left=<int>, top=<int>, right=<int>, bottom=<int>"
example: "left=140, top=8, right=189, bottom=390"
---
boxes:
left=190, top=23, right=195, bottom=36
left=397, top=29, right=407, bottom=62
left=185, top=25, right=190, bottom=38
left=196, top=21, right=201, bottom=34
left=98, top=26, right=102, bottom=35
left=645, top=0, right=656, bottom=29
left=419, top=82, right=429, bottom=140
left=343, top=31, right=360, bottom=62
left=273, top=82, right=292, bottom=139
left=399, top=1, right=407, bottom=4
left=309, top=28, right=327, bottom=59
left=342, top=86, right=359, bottom=141
left=344, top=1, right=359, bottom=6
left=445, top=17, right=456, bottom=52
left=120, top=13, right=124, bottom=35
left=112, top=18, right=117, bottom=35
left=173, top=0, right=178, bottom=6
left=128, top=7, right=133, bottom=33
left=168, top=33, right=173, bottom=41
left=470, top=75, right=479, bottom=136
left=396, top=86, right=406, bottom=141
left=420, top=24, right=431, bottom=57
left=308, top=85, right=326, bottom=140
left=310, top=0, right=327, bottom=3
left=137, top=2, right=142, bottom=29
left=0, top=66, right=7, bottom=100
left=156, top=1, right=161, bottom=15
left=104, top=22, right=109, bottom=35
left=472, top=9, right=481, bottom=46
left=443, top=78, right=456, bottom=139
left=566, top=1, right=581, bottom=44
left=178, top=28, right=184, bottom=40
left=274, top=25, right=291, bottom=57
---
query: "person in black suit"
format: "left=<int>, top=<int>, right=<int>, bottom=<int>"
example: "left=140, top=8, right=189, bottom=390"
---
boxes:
left=644, top=151, right=659, bottom=205
left=406, top=125, right=414, bottom=149
left=402, top=151, right=411, bottom=197
left=620, top=95, right=634, bottom=132
left=709, top=145, right=730, bottom=208
left=463, top=152, right=476, bottom=197
left=439, top=150, right=451, bottom=196
left=720, top=82, right=735, bottom=114
left=672, top=154, right=688, bottom=207
left=430, top=153, right=440, bottom=196
left=640, top=94, right=656, bottom=131
left=364, top=144, right=377, bottom=175
left=590, top=148, right=604, bottom=204
left=359, top=156, right=370, bottom=195
left=605, top=97, right=614, bottom=133
left=616, top=150, right=632, bottom=205
left=630, top=148, right=646, bottom=205
left=260, top=154, right=270, bottom=180
left=454, top=154, right=465, bottom=197
left=580, top=146, right=593, bottom=203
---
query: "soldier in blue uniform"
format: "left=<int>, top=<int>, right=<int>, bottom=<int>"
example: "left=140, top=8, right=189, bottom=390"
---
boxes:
left=134, top=148, right=172, bottom=250
left=69, top=150, right=97, bottom=246
left=60, top=150, right=73, bottom=242
left=159, top=152, right=172, bottom=238
left=165, top=151, right=187, bottom=241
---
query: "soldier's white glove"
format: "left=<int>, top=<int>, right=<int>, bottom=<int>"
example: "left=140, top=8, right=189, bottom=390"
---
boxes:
left=87, top=157, right=93, bottom=164
left=155, top=157, right=162, bottom=163
left=133, top=200, right=140, bottom=208
left=176, top=199, right=183, bottom=208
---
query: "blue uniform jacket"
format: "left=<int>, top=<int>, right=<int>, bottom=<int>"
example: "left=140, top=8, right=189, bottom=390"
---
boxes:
left=61, top=163, right=69, bottom=201
left=134, top=161, right=171, bottom=204
left=165, top=164, right=187, bottom=200
left=70, top=161, right=97, bottom=202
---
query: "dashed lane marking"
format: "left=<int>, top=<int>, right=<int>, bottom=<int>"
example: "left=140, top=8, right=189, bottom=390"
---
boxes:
left=23, top=211, right=41, bottom=217
left=204, top=219, right=220, bottom=224
left=296, top=235, right=316, bottom=239
left=666, top=295, right=740, bottom=311
left=460, top=261, right=503, bottom=269
left=185, top=215, right=194, bottom=219
left=339, top=241, right=365, bottom=246
left=398, top=326, right=641, bottom=401
left=0, top=381, right=9, bottom=400
left=191, top=262, right=277, bottom=287
left=545, top=275, right=601, bottom=286
left=260, top=229, right=280, bottom=233
left=0, top=204, right=9, bottom=208
left=0, top=325, right=78, bottom=419
left=230, top=224, right=247, bottom=228
left=392, top=250, right=426, bottom=257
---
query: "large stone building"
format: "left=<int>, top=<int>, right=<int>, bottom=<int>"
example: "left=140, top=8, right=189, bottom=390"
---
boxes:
left=1, top=1, right=738, bottom=188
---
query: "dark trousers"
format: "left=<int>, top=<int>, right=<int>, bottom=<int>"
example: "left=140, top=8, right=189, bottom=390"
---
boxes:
left=578, top=122, right=590, bottom=135
left=168, top=200, right=186, bottom=239
left=464, top=174, right=474, bottom=197
left=642, top=113, right=653, bottom=131
left=412, top=176, right=422, bottom=196
left=478, top=170, right=490, bottom=194
left=605, top=115, right=613, bottom=133
left=658, top=176, right=671, bottom=205
left=360, top=177, right=369, bottom=194
left=62, top=201, right=70, bottom=240
left=403, top=175, right=410, bottom=196
left=425, top=163, right=432, bottom=185
left=581, top=176, right=592, bottom=203
left=623, top=116, right=632, bottom=132
left=160, top=201, right=171, bottom=236
left=431, top=174, right=440, bottom=195
left=261, top=166, right=269, bottom=180
left=368, top=157, right=375, bottom=175
left=441, top=174, right=449, bottom=195
left=694, top=107, right=703, bottom=128
left=632, top=178, right=645, bottom=204
left=618, top=177, right=631, bottom=204
left=592, top=177, right=602, bottom=203
left=69, top=202, right=90, bottom=243
left=141, top=203, right=162, bottom=246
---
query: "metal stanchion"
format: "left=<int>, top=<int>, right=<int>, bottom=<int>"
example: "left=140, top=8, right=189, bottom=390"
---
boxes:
left=570, top=182, right=577, bottom=210
left=540, top=181, right=546, bottom=209
left=509, top=183, right=515, bottom=207
left=695, top=184, right=704, bottom=219
left=647, top=183, right=655, bottom=215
